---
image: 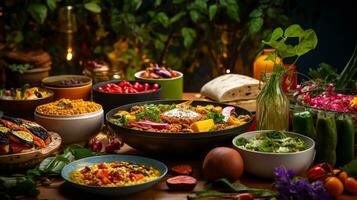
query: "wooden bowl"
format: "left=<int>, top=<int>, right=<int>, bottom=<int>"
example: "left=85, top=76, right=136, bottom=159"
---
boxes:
left=0, top=132, right=62, bottom=169
left=42, top=75, right=92, bottom=100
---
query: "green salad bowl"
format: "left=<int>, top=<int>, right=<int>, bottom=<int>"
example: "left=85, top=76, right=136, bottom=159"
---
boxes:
left=232, top=130, right=315, bottom=179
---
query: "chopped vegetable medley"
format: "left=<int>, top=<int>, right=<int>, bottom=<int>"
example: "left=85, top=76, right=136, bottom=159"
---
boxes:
left=70, top=161, right=161, bottom=186
left=109, top=102, right=250, bottom=133
left=236, top=131, right=307, bottom=153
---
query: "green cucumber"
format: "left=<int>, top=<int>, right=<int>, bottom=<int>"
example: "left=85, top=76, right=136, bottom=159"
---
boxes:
left=336, top=114, right=355, bottom=166
left=315, top=112, right=337, bottom=166
left=292, top=111, right=315, bottom=139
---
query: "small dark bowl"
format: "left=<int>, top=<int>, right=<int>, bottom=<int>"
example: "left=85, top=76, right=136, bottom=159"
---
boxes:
left=106, top=100, right=253, bottom=156
left=0, top=88, right=54, bottom=119
left=92, top=80, right=162, bottom=114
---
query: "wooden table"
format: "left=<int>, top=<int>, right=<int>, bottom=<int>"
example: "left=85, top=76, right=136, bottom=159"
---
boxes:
left=35, top=93, right=356, bottom=200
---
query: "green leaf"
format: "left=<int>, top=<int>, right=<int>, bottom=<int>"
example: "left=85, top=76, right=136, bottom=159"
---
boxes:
left=154, top=0, right=162, bottom=7
left=270, top=27, right=284, bottom=40
left=110, top=9, right=122, bottom=33
left=154, top=39, right=165, bottom=51
left=84, top=2, right=101, bottom=13
left=170, top=12, right=186, bottom=23
left=190, top=10, right=200, bottom=23
left=173, top=0, right=185, bottom=4
left=248, top=17, right=263, bottom=33
left=225, top=0, right=240, bottom=22
left=181, top=27, right=197, bottom=48
left=284, top=24, right=304, bottom=38
left=249, top=8, right=263, bottom=18
left=27, top=3, right=48, bottom=24
left=46, top=0, right=56, bottom=11
left=155, top=12, right=170, bottom=28
left=131, top=0, right=142, bottom=10
left=264, top=52, right=276, bottom=63
left=14, top=31, right=23, bottom=43
left=209, top=4, right=218, bottom=20
left=295, top=29, right=318, bottom=56
left=194, top=0, right=208, bottom=13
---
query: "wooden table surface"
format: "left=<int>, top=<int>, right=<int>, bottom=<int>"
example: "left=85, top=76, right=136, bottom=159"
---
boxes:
left=34, top=93, right=357, bottom=200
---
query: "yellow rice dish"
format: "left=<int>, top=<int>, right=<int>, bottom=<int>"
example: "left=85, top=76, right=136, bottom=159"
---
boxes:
left=70, top=161, right=161, bottom=187
left=36, top=99, right=101, bottom=116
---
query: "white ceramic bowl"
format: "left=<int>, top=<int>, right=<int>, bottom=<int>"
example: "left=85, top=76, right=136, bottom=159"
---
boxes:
left=232, top=130, right=315, bottom=178
left=34, top=109, right=104, bottom=144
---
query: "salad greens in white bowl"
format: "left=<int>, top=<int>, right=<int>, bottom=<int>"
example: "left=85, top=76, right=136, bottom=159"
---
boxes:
left=232, top=130, right=315, bottom=178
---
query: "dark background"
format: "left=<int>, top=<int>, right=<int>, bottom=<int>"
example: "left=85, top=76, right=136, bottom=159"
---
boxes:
left=289, top=0, right=356, bottom=79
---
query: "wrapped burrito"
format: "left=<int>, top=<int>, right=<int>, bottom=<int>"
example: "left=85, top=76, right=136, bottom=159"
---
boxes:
left=200, top=74, right=261, bottom=102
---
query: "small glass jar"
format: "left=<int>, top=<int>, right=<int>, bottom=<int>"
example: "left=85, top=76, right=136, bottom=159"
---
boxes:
left=256, top=72, right=289, bottom=130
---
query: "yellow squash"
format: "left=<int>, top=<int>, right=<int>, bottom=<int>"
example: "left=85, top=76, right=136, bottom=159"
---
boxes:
left=190, top=119, right=215, bottom=132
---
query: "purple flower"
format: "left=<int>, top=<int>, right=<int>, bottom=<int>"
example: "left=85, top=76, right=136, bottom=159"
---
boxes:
left=273, top=166, right=331, bottom=200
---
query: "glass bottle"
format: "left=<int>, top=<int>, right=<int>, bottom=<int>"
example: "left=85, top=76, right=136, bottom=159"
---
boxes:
left=256, top=71, right=289, bottom=130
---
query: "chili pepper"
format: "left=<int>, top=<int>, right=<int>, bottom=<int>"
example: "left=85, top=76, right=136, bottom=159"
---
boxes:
left=307, top=162, right=333, bottom=182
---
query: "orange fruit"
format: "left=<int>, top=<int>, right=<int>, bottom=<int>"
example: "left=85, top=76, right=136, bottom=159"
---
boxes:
left=324, top=176, right=344, bottom=197
left=344, top=177, right=357, bottom=195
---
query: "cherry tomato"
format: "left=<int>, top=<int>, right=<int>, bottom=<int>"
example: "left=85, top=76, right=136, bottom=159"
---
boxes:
left=143, top=83, right=150, bottom=91
left=235, top=193, right=254, bottom=200
left=119, top=81, right=130, bottom=87
left=344, top=177, right=357, bottom=195
left=324, top=176, right=344, bottom=197
left=152, top=83, right=160, bottom=90
left=133, top=82, right=144, bottom=91
left=129, top=88, right=138, bottom=93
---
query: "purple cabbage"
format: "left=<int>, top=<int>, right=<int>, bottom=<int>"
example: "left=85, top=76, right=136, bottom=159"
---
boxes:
left=130, top=120, right=170, bottom=130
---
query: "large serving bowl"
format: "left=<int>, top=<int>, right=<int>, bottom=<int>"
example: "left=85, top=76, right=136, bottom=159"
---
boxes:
left=92, top=80, right=162, bottom=114
left=42, top=75, right=92, bottom=100
left=134, top=71, right=183, bottom=99
left=232, top=130, right=315, bottom=178
left=0, top=88, right=54, bottom=119
left=61, top=155, right=168, bottom=196
left=34, top=108, right=104, bottom=144
left=106, top=100, right=253, bottom=155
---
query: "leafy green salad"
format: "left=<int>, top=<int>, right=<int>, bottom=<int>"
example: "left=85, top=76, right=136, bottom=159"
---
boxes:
left=235, top=131, right=307, bottom=153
